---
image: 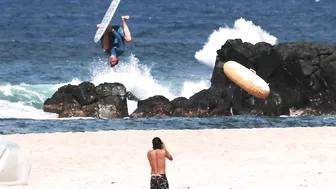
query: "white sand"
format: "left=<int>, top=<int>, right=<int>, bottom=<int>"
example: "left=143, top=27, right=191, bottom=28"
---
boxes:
left=1, top=127, right=336, bottom=189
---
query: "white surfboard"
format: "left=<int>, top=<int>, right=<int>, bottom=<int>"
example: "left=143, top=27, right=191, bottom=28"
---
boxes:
left=94, top=0, right=121, bottom=43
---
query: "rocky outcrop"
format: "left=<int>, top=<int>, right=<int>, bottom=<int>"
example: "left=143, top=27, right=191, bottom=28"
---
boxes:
left=131, top=95, right=175, bottom=118
left=210, top=39, right=336, bottom=116
left=43, top=82, right=129, bottom=118
left=44, top=39, right=336, bottom=118
left=131, top=39, right=336, bottom=117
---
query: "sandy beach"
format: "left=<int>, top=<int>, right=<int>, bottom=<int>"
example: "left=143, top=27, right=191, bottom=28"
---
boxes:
left=1, top=126, right=336, bottom=189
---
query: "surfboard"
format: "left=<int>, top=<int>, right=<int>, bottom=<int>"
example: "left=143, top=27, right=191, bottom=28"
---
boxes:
left=94, top=0, right=121, bottom=43
left=223, top=61, right=270, bottom=99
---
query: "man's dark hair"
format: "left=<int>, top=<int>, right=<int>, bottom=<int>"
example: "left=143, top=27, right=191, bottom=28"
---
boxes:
left=152, top=137, right=163, bottom=150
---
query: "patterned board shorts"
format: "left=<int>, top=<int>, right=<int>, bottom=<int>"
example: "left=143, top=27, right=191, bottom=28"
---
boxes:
left=150, top=174, right=169, bottom=189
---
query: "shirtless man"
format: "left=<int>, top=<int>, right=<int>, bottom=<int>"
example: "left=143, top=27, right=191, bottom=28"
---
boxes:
left=97, top=15, right=132, bottom=67
left=147, top=137, right=173, bottom=189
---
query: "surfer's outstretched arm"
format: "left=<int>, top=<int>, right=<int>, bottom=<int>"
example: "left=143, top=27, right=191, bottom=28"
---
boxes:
left=121, top=15, right=132, bottom=42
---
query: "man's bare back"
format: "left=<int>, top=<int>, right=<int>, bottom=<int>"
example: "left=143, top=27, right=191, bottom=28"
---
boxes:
left=147, top=137, right=173, bottom=189
left=147, top=144, right=173, bottom=174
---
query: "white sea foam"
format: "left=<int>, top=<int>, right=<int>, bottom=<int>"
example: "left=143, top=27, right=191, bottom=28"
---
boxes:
left=90, top=55, right=177, bottom=114
left=0, top=81, right=83, bottom=119
left=195, top=18, right=278, bottom=68
left=180, top=80, right=210, bottom=99
left=90, top=55, right=213, bottom=113
left=0, top=84, right=12, bottom=96
left=0, top=100, right=58, bottom=119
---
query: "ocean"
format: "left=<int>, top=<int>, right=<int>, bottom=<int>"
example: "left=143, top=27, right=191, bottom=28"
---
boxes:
left=1, top=0, right=336, bottom=134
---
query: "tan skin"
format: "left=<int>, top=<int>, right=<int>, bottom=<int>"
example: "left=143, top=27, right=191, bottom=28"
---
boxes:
left=97, top=15, right=132, bottom=67
left=147, top=144, right=173, bottom=175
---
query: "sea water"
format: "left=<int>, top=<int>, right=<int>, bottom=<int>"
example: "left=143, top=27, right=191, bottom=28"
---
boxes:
left=1, top=0, right=336, bottom=134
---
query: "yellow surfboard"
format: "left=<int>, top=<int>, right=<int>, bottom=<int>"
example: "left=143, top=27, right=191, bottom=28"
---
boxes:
left=223, top=61, right=270, bottom=99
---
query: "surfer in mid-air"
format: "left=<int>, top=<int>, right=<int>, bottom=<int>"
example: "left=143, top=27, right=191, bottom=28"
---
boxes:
left=97, top=15, right=132, bottom=67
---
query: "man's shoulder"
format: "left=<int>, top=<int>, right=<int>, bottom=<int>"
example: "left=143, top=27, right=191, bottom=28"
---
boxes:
left=147, top=149, right=155, bottom=154
left=147, top=149, right=165, bottom=154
